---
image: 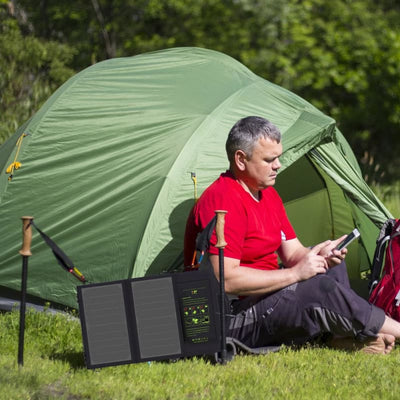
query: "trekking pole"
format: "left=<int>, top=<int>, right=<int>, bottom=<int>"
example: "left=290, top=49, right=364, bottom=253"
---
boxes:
left=18, top=216, right=34, bottom=367
left=215, top=210, right=227, bottom=365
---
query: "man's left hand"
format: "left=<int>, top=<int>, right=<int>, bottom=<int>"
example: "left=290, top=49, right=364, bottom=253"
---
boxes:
left=318, top=236, right=348, bottom=267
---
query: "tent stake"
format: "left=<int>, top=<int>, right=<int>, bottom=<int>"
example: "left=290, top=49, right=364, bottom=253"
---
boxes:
left=215, top=210, right=227, bottom=365
left=18, top=216, right=33, bottom=367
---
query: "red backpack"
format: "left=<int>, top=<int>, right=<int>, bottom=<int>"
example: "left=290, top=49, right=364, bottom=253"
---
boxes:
left=369, top=219, right=400, bottom=321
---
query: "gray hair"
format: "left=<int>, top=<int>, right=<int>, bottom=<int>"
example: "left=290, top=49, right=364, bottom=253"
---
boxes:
left=226, top=116, right=281, bottom=163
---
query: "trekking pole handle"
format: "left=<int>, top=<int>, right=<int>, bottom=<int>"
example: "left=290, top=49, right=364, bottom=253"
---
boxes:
left=19, top=216, right=34, bottom=257
left=215, top=210, right=227, bottom=249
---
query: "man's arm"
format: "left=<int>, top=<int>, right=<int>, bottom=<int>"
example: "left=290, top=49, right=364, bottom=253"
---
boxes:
left=277, top=237, right=311, bottom=268
left=209, top=237, right=347, bottom=296
left=278, top=236, right=347, bottom=268
left=209, top=241, right=329, bottom=296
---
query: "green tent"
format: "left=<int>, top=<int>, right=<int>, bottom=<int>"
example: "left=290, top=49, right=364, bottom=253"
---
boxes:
left=0, top=47, right=392, bottom=309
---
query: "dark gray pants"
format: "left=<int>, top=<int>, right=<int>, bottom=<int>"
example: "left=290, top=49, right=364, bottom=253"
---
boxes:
left=228, top=262, right=385, bottom=347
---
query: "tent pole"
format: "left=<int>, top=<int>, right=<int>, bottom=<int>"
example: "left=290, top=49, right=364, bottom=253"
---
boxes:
left=215, top=210, right=227, bottom=365
left=18, top=216, right=33, bottom=367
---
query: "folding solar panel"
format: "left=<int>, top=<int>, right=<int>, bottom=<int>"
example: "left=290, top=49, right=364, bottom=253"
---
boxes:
left=78, top=269, right=221, bottom=369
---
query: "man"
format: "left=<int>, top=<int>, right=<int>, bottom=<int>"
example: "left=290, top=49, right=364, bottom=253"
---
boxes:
left=184, top=116, right=400, bottom=354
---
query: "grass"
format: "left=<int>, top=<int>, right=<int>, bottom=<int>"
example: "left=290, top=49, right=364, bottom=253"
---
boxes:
left=1, top=309, right=400, bottom=400
left=1, top=184, right=399, bottom=400
left=371, top=181, right=400, bottom=216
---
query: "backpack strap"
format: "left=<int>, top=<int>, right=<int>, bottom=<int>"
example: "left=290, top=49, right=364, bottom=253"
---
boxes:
left=369, top=218, right=397, bottom=294
left=388, top=224, right=400, bottom=274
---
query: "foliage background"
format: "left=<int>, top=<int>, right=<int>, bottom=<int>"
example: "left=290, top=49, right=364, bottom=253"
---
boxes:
left=1, top=0, right=400, bottom=183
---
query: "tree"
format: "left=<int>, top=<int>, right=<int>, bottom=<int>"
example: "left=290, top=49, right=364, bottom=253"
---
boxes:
left=0, top=1, right=75, bottom=143
left=3, top=0, right=400, bottom=181
left=237, top=0, right=400, bottom=182
left=12, top=0, right=251, bottom=67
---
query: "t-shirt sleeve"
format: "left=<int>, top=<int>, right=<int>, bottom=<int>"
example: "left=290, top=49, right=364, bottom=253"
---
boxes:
left=194, top=187, right=246, bottom=260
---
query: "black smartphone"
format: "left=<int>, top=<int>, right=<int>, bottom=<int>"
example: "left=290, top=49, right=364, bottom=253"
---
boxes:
left=335, top=228, right=360, bottom=251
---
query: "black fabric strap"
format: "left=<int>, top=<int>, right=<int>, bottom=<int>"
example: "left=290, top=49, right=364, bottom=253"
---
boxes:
left=31, top=221, right=86, bottom=282
left=195, top=215, right=217, bottom=253
left=369, top=218, right=397, bottom=293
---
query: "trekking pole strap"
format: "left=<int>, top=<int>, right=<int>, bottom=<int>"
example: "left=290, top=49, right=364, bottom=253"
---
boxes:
left=31, top=221, right=87, bottom=283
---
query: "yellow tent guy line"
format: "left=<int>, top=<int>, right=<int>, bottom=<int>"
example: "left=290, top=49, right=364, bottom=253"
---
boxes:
left=6, top=133, right=27, bottom=181
left=191, top=172, right=198, bottom=203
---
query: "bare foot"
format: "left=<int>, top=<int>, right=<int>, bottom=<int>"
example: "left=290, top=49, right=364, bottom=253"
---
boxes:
left=380, top=333, right=395, bottom=354
left=361, top=333, right=395, bottom=355
left=328, top=334, right=395, bottom=355
left=359, top=335, right=385, bottom=354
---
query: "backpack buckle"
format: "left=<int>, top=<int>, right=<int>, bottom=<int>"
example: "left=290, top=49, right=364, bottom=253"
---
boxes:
left=395, top=290, right=400, bottom=307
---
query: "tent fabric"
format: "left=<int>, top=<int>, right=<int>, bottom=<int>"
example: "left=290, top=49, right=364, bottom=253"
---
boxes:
left=0, top=47, right=392, bottom=309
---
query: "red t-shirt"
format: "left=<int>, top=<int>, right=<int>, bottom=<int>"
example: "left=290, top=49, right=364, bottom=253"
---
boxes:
left=184, top=171, right=296, bottom=270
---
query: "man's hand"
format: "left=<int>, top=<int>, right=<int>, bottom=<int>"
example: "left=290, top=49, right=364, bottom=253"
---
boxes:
left=317, top=236, right=348, bottom=267
left=292, top=241, right=331, bottom=281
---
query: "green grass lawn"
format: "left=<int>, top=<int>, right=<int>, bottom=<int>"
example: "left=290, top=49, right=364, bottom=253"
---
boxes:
left=1, top=184, right=399, bottom=400
left=1, top=309, right=400, bottom=400
left=372, top=181, right=400, bottom=216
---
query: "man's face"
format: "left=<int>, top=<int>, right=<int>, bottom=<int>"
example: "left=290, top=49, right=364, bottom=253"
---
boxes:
left=242, top=136, right=282, bottom=192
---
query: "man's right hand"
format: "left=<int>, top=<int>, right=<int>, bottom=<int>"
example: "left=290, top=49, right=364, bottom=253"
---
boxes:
left=292, top=241, right=330, bottom=281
